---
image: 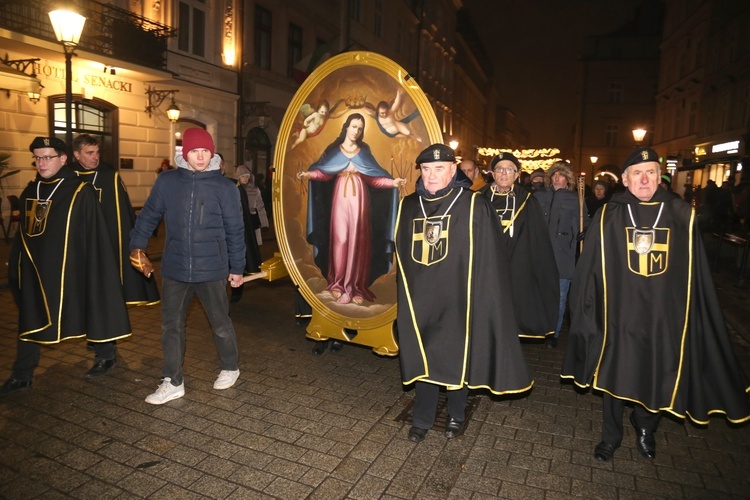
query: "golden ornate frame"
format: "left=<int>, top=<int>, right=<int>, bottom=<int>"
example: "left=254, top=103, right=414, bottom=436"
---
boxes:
left=272, top=52, right=442, bottom=355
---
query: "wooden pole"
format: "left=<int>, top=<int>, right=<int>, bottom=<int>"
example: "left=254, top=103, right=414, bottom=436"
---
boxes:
left=578, top=173, right=586, bottom=253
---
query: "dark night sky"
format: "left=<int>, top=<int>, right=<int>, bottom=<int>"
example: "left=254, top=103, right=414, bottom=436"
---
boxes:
left=463, top=0, right=649, bottom=148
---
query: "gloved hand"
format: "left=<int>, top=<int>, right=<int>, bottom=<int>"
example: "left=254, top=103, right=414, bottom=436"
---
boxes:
left=576, top=230, right=586, bottom=242
left=129, top=249, right=154, bottom=278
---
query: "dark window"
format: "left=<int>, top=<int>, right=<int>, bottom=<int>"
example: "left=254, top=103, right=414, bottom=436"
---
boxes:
left=350, top=0, right=361, bottom=22
left=255, top=6, right=272, bottom=70
left=605, top=124, right=619, bottom=147
left=608, top=82, right=623, bottom=104
left=288, top=24, right=303, bottom=77
left=177, top=0, right=206, bottom=57
left=374, top=0, right=383, bottom=37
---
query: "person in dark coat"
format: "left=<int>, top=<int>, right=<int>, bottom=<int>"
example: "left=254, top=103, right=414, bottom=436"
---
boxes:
left=229, top=165, right=263, bottom=304
left=0, top=137, right=132, bottom=396
left=562, top=147, right=750, bottom=462
left=586, top=179, right=610, bottom=218
left=130, top=128, right=245, bottom=404
left=534, top=161, right=589, bottom=348
left=70, top=134, right=160, bottom=307
left=395, top=144, right=533, bottom=443
left=479, top=152, right=559, bottom=338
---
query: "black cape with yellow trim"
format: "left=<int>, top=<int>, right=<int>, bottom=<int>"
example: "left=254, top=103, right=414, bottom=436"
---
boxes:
left=72, top=161, right=160, bottom=305
left=479, top=183, right=559, bottom=338
left=561, top=188, right=750, bottom=424
left=9, top=166, right=132, bottom=344
left=395, top=173, right=533, bottom=395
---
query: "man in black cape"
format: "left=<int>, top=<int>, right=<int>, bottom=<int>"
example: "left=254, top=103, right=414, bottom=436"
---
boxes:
left=479, top=152, right=559, bottom=338
left=395, top=144, right=533, bottom=443
left=562, top=147, right=750, bottom=462
left=0, top=137, right=132, bottom=396
left=70, top=134, right=160, bottom=306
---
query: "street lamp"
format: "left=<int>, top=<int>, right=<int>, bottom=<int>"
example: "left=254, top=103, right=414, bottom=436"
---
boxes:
left=145, top=87, right=181, bottom=122
left=632, top=128, right=647, bottom=146
left=48, top=8, right=86, bottom=150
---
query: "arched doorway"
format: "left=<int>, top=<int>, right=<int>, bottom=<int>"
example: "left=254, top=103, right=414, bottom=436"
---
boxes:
left=244, top=127, right=271, bottom=180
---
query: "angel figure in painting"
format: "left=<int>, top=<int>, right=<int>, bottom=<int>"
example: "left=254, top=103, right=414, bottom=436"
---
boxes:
left=364, top=88, right=422, bottom=141
left=297, top=113, right=406, bottom=304
left=290, top=100, right=330, bottom=149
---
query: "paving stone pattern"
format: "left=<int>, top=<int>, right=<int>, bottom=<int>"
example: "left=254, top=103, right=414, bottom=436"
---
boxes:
left=0, top=234, right=748, bottom=499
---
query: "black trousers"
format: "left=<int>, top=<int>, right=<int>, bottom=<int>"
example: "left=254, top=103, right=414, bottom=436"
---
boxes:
left=602, top=393, right=661, bottom=445
left=412, top=381, right=468, bottom=430
left=12, top=339, right=116, bottom=381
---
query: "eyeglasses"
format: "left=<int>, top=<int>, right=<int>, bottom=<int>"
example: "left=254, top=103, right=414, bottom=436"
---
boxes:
left=493, top=167, right=517, bottom=174
left=32, top=155, right=61, bottom=163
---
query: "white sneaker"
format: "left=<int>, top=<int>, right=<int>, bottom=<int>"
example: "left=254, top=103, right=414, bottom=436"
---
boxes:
left=145, top=377, right=185, bottom=404
left=213, top=369, right=240, bottom=390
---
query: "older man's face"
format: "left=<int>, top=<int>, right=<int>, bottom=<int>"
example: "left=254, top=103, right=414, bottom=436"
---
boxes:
left=622, top=161, right=660, bottom=201
left=551, top=171, right=568, bottom=190
left=420, top=161, right=457, bottom=194
left=73, top=143, right=100, bottom=170
left=491, top=160, right=519, bottom=192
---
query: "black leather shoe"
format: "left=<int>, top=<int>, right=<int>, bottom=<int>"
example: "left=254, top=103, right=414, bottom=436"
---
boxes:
left=630, top=412, right=656, bottom=459
left=0, top=378, right=32, bottom=397
left=312, top=341, right=328, bottom=355
left=85, top=358, right=117, bottom=378
left=593, top=441, right=619, bottom=461
left=408, top=426, right=428, bottom=443
left=330, top=340, right=344, bottom=352
left=444, top=416, right=465, bottom=439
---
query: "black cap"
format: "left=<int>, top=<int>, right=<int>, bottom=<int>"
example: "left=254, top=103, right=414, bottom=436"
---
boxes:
left=416, top=144, right=455, bottom=165
left=622, top=147, right=659, bottom=174
left=29, top=136, right=67, bottom=153
left=491, top=152, right=521, bottom=171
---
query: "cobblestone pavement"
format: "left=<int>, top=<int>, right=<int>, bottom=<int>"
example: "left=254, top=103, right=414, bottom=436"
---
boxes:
left=0, top=232, right=748, bottom=499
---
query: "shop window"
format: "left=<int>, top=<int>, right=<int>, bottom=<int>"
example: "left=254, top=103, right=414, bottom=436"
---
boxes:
left=50, top=96, right=118, bottom=166
left=178, top=0, right=207, bottom=58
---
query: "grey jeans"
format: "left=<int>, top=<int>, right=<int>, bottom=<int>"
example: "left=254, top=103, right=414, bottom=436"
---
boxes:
left=160, top=277, right=239, bottom=385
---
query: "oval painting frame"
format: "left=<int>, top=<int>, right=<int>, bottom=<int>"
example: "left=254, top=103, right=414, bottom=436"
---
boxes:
left=273, top=51, right=442, bottom=341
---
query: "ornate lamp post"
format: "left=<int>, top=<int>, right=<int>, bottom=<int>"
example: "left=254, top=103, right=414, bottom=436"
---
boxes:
left=48, top=8, right=86, bottom=150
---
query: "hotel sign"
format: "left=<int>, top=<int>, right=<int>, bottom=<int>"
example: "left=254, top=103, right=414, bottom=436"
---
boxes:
left=34, top=62, right=134, bottom=94
left=82, top=74, right=133, bottom=93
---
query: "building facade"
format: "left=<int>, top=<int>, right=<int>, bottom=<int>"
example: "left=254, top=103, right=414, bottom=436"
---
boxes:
left=573, top=2, right=663, bottom=180
left=656, top=0, right=750, bottom=197
left=0, top=0, right=497, bottom=212
left=0, top=0, right=241, bottom=207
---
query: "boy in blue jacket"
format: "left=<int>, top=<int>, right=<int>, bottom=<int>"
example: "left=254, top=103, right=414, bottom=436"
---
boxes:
left=130, top=127, right=245, bottom=404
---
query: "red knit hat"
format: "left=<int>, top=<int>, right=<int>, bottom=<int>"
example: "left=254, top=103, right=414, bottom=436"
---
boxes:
left=182, top=127, right=215, bottom=160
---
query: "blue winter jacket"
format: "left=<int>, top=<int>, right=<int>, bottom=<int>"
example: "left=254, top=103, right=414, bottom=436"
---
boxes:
left=130, top=155, right=245, bottom=283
